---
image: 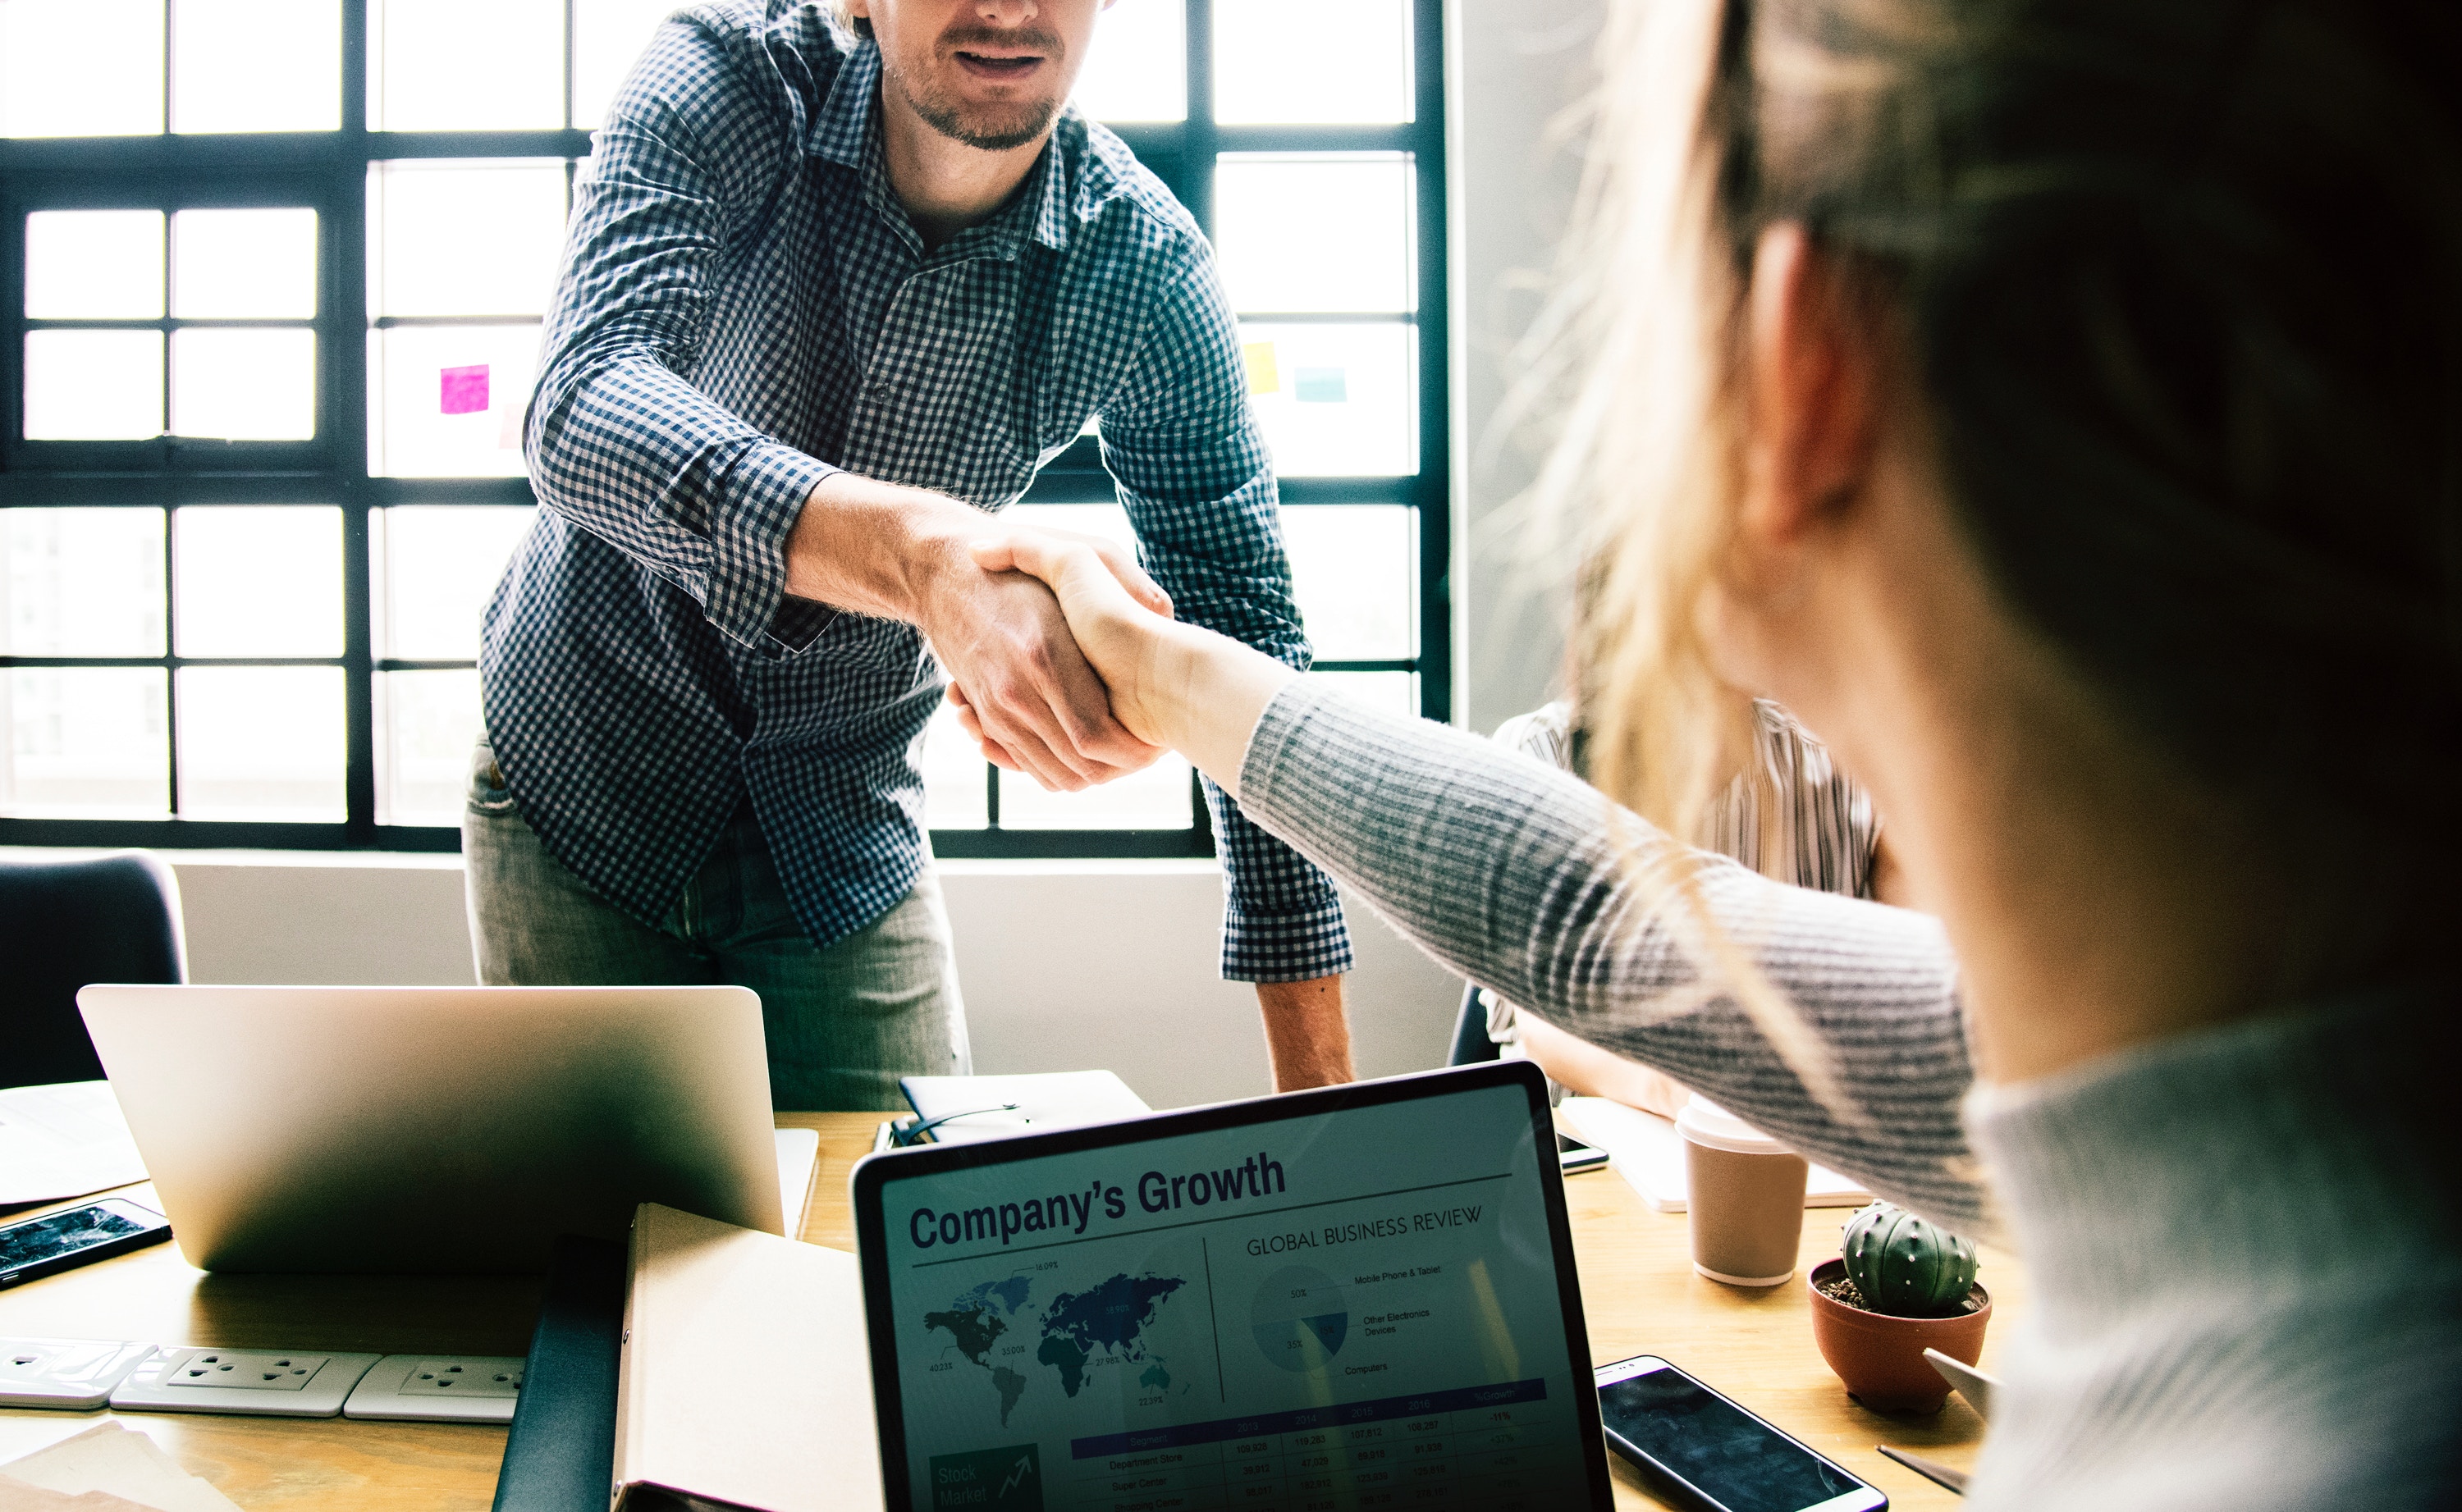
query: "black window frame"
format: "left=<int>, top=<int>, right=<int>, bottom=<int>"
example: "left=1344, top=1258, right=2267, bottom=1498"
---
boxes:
left=0, top=0, right=1448, bottom=860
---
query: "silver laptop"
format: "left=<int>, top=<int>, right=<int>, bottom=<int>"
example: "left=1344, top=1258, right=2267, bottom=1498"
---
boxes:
left=77, top=984, right=783, bottom=1274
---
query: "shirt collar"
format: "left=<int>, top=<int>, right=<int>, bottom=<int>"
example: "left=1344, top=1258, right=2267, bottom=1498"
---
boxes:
left=808, top=37, right=1081, bottom=259
left=806, top=34, right=880, bottom=171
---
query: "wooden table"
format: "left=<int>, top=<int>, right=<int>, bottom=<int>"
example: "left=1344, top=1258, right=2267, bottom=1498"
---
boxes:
left=1, top=1112, right=2016, bottom=1509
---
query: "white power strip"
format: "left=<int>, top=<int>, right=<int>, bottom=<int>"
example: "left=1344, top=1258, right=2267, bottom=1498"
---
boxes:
left=1, top=1336, right=160, bottom=1409
left=343, top=1355, right=526, bottom=1423
left=111, top=1346, right=382, bottom=1418
left=12, top=1336, right=527, bottom=1423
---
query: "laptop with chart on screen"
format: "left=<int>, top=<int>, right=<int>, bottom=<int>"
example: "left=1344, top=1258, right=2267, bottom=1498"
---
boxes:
left=850, top=1059, right=1613, bottom=1512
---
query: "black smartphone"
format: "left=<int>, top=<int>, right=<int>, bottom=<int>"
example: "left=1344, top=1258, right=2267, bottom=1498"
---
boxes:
left=0, top=1199, right=172, bottom=1289
left=1595, top=1354, right=1886, bottom=1512
left=1558, top=1131, right=1611, bottom=1174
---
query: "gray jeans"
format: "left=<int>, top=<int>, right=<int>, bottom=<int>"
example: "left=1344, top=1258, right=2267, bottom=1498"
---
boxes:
left=460, top=738, right=970, bottom=1111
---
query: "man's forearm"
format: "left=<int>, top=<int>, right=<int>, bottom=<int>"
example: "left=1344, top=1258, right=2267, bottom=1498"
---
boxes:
left=1256, top=975, right=1353, bottom=1091
left=782, top=470, right=982, bottom=623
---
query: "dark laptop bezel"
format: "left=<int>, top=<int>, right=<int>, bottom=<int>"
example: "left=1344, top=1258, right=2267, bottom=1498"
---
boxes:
left=849, top=1058, right=1613, bottom=1512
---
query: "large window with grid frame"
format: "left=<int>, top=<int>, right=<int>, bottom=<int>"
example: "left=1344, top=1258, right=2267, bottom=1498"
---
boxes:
left=0, top=0, right=1447, bottom=858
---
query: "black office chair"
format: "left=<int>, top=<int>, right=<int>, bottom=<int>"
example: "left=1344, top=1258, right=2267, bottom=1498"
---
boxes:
left=1447, top=980, right=1501, bottom=1067
left=0, top=852, right=187, bottom=1088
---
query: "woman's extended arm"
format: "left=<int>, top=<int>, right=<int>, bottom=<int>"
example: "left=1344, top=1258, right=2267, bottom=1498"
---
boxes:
left=969, top=532, right=1985, bottom=1231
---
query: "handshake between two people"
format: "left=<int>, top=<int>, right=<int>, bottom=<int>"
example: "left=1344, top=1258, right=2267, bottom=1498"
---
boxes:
left=784, top=473, right=1292, bottom=797
left=947, top=526, right=1292, bottom=802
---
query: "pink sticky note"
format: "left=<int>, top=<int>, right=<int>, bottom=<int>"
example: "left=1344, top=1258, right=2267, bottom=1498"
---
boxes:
left=440, top=363, right=491, bottom=415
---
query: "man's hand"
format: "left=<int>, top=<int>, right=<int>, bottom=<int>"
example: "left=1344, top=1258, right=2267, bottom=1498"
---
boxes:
left=967, top=524, right=1297, bottom=797
left=785, top=473, right=1171, bottom=791
left=920, top=555, right=1165, bottom=791
left=1256, top=975, right=1353, bottom=1091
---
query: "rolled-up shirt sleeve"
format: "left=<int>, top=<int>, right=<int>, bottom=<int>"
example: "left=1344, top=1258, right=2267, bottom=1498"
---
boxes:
left=1100, top=257, right=1354, bottom=984
left=524, top=15, right=838, bottom=657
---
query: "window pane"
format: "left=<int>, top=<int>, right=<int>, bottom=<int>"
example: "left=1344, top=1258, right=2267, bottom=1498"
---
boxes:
left=0, top=508, right=165, bottom=657
left=172, top=208, right=318, bottom=318
left=369, top=325, right=540, bottom=477
left=372, top=0, right=562, bottom=131
left=172, top=0, right=341, bottom=133
left=170, top=328, right=316, bottom=440
left=1000, top=754, right=1195, bottom=829
left=1239, top=322, right=1415, bottom=476
left=376, top=668, right=481, bottom=825
left=374, top=505, right=537, bottom=660
left=573, top=0, right=681, bottom=130
left=1284, top=505, right=1413, bottom=660
left=176, top=665, right=346, bottom=820
left=1073, top=0, right=1184, bottom=124
left=1309, top=669, right=1416, bottom=718
left=369, top=161, right=567, bottom=317
left=1215, top=155, right=1412, bottom=313
left=2, top=669, right=169, bottom=817
left=1215, top=0, right=1409, bottom=125
left=25, top=210, right=164, bottom=319
left=0, top=0, right=164, bottom=138
left=919, top=698, right=990, bottom=831
left=174, top=506, right=343, bottom=657
left=22, top=330, right=164, bottom=441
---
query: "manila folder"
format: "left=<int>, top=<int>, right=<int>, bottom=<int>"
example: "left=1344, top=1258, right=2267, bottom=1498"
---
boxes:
left=615, top=1203, right=885, bottom=1512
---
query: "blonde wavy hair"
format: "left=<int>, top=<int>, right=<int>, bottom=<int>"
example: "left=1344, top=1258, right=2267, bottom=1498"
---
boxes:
left=1538, top=0, right=2462, bottom=1011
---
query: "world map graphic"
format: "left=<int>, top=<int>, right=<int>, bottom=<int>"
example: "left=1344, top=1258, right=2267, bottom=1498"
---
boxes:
left=923, top=1271, right=1188, bottom=1426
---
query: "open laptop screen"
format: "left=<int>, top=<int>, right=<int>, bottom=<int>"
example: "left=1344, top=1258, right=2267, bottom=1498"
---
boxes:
left=852, top=1062, right=1611, bottom=1512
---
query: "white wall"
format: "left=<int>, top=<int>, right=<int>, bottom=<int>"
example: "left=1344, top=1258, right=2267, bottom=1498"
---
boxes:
left=124, top=852, right=1458, bottom=1112
left=1447, top=0, right=1604, bottom=732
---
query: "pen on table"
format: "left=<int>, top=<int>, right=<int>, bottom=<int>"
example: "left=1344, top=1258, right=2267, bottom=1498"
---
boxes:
left=1876, top=1445, right=1968, bottom=1495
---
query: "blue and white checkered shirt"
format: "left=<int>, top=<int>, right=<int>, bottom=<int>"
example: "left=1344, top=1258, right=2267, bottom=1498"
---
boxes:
left=483, top=0, right=1352, bottom=981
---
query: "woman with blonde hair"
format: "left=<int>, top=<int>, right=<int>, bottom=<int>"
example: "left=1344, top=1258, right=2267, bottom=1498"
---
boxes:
left=954, top=0, right=2462, bottom=1502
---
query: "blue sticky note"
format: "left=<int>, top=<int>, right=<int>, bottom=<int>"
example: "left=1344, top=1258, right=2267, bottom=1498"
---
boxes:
left=1293, top=367, right=1348, bottom=404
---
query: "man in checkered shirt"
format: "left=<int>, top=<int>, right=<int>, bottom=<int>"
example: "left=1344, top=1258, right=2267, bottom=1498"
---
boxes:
left=466, top=0, right=1357, bottom=1109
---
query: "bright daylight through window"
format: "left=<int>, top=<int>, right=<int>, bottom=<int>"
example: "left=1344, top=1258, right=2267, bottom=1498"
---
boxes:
left=0, top=0, right=1445, bottom=855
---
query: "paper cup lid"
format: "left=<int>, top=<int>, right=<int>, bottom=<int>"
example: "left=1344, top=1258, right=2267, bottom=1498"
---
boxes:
left=1675, top=1096, right=1792, bottom=1156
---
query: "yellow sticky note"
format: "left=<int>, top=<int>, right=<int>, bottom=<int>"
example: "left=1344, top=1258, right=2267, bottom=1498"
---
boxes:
left=1242, top=341, right=1280, bottom=395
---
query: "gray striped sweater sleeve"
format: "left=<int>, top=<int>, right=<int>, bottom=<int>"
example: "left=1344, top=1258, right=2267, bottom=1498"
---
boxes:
left=1238, top=680, right=1988, bottom=1233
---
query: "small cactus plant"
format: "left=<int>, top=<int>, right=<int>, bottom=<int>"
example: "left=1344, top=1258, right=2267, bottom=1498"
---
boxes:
left=1840, top=1201, right=1978, bottom=1318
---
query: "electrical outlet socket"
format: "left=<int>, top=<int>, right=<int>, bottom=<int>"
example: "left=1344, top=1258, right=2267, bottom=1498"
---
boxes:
left=167, top=1350, right=328, bottom=1391
left=343, top=1354, right=527, bottom=1423
left=0, top=1336, right=160, bottom=1409
left=111, top=1345, right=381, bottom=1418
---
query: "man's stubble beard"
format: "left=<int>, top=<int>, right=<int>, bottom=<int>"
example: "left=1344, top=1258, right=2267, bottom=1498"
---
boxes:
left=885, top=53, right=1060, bottom=153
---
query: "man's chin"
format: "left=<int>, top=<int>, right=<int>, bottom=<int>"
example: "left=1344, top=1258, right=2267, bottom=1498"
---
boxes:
left=903, top=80, right=1059, bottom=153
left=931, top=116, right=1039, bottom=153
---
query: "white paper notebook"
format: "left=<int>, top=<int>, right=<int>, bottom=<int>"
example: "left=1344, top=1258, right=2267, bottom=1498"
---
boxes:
left=0, top=1421, right=242, bottom=1512
left=0, top=1082, right=148, bottom=1207
left=897, top=1071, right=1151, bottom=1144
left=774, top=1127, right=819, bottom=1237
left=1558, top=1096, right=1872, bottom=1213
left=613, top=1204, right=883, bottom=1512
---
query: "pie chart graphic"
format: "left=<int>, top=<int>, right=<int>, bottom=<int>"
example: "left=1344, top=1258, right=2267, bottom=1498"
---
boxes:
left=1250, top=1265, right=1348, bottom=1373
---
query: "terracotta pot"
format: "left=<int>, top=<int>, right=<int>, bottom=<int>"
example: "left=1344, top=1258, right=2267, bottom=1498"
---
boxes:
left=1805, top=1258, right=1992, bottom=1414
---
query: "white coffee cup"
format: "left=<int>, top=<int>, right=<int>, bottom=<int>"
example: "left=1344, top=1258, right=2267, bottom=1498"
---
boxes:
left=1677, top=1096, right=1809, bottom=1287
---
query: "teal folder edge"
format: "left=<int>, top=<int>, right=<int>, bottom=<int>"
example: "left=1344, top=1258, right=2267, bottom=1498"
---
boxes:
left=492, top=1234, right=626, bottom=1512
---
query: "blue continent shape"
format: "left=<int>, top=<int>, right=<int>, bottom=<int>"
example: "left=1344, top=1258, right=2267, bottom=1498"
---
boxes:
left=1031, top=1272, right=1185, bottom=1397
left=962, top=1276, right=1035, bottom=1316
left=1043, top=1273, right=1188, bottom=1358
left=1037, top=1334, right=1087, bottom=1396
